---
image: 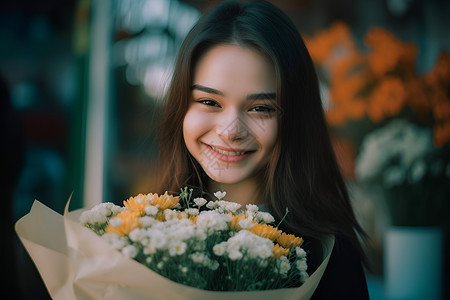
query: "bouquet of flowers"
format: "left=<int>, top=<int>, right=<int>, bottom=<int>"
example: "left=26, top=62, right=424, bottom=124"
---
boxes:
left=15, top=188, right=335, bottom=300
left=80, top=187, right=309, bottom=291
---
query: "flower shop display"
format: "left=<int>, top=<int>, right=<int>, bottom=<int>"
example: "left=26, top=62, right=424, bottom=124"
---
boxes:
left=306, top=22, right=449, bottom=300
left=15, top=188, right=335, bottom=300
left=306, top=22, right=450, bottom=228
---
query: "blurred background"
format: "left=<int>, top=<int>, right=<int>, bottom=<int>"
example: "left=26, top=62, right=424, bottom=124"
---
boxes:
left=1, top=0, right=449, bottom=299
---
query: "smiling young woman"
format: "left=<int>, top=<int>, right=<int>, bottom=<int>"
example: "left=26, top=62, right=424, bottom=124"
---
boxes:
left=183, top=45, right=278, bottom=205
left=156, top=1, right=370, bottom=298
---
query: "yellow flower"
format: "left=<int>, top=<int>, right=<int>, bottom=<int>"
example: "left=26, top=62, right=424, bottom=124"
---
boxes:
left=276, top=232, right=304, bottom=249
left=228, top=213, right=256, bottom=231
left=105, top=210, right=141, bottom=235
left=272, top=244, right=290, bottom=259
left=123, top=193, right=150, bottom=215
left=154, top=191, right=180, bottom=210
left=248, top=224, right=282, bottom=241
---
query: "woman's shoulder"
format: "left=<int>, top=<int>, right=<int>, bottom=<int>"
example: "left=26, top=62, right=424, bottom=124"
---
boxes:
left=310, top=235, right=369, bottom=300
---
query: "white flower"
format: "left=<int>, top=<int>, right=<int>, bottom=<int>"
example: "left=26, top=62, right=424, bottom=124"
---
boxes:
left=102, top=233, right=128, bottom=249
left=214, top=191, right=226, bottom=200
left=277, top=256, right=291, bottom=276
left=255, top=211, right=275, bottom=224
left=129, top=228, right=145, bottom=242
left=185, top=208, right=199, bottom=216
left=122, top=245, right=138, bottom=258
left=148, top=229, right=167, bottom=249
left=139, top=216, right=157, bottom=228
left=296, top=259, right=308, bottom=272
left=213, top=242, right=227, bottom=256
left=246, top=204, right=259, bottom=213
left=238, top=218, right=255, bottom=229
left=196, top=211, right=230, bottom=231
left=228, top=250, right=243, bottom=260
left=169, top=242, right=187, bottom=256
left=190, top=252, right=207, bottom=264
left=109, top=218, right=122, bottom=228
left=80, top=202, right=123, bottom=225
left=164, top=209, right=177, bottom=221
left=193, top=197, right=208, bottom=207
left=206, top=201, right=218, bottom=209
left=145, top=205, right=159, bottom=216
left=295, top=246, right=307, bottom=258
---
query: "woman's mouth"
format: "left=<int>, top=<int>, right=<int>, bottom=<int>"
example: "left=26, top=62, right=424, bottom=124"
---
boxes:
left=210, top=145, right=247, bottom=156
left=206, top=144, right=255, bottom=163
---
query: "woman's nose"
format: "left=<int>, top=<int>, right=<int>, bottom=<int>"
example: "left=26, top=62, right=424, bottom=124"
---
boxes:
left=215, top=112, right=250, bottom=142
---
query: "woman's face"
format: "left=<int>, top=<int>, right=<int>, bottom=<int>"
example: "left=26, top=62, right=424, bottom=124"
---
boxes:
left=183, top=44, right=278, bottom=184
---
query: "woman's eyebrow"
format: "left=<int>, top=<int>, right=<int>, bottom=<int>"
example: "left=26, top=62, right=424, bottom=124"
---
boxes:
left=191, top=84, right=276, bottom=100
left=191, top=84, right=224, bottom=96
left=246, top=92, right=276, bottom=101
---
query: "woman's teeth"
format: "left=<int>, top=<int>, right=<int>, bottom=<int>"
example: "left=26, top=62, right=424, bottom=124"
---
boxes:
left=211, top=146, right=246, bottom=156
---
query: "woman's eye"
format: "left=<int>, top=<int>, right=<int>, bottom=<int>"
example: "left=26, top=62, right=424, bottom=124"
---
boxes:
left=198, top=99, right=221, bottom=107
left=250, top=106, right=276, bottom=113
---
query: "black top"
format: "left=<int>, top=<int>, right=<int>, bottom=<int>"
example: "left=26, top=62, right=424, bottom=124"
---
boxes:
left=309, top=236, right=370, bottom=299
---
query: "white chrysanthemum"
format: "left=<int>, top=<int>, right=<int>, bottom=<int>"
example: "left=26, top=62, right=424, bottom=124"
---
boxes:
left=122, top=245, right=138, bottom=258
left=139, top=216, right=157, bottom=228
left=164, top=209, right=177, bottom=221
left=255, top=211, right=275, bottom=224
left=214, top=191, right=226, bottom=200
left=190, top=252, right=207, bottom=264
left=143, top=244, right=156, bottom=255
left=109, top=218, right=122, bottom=228
left=129, top=228, right=145, bottom=242
left=222, top=230, right=274, bottom=260
left=296, top=259, right=308, bottom=272
left=213, top=242, right=227, bottom=256
left=206, top=201, right=218, bottom=209
left=295, top=246, right=307, bottom=258
left=80, top=202, right=122, bottom=225
left=278, top=256, right=291, bottom=276
left=148, top=229, right=167, bottom=249
left=145, top=205, right=159, bottom=216
left=245, top=204, right=259, bottom=212
left=185, top=208, right=199, bottom=216
left=238, top=218, right=255, bottom=229
left=193, top=197, right=207, bottom=207
left=102, top=233, right=128, bottom=249
left=169, top=241, right=187, bottom=256
left=224, top=201, right=241, bottom=213
left=196, top=211, right=229, bottom=231
left=228, top=250, right=243, bottom=260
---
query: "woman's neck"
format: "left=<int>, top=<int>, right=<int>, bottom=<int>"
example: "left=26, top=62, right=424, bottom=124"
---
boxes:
left=208, top=178, right=262, bottom=206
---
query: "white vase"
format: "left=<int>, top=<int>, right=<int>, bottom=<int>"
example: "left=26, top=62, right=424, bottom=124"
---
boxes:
left=384, top=226, right=444, bottom=300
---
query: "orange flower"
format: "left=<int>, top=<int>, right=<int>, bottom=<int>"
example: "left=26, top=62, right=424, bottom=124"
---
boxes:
left=105, top=210, right=141, bottom=235
left=434, top=121, right=450, bottom=147
left=364, top=27, right=417, bottom=78
left=273, top=244, right=290, bottom=259
left=368, top=77, right=406, bottom=122
left=248, top=224, right=282, bottom=241
left=154, top=191, right=180, bottom=210
left=276, top=232, right=304, bottom=249
left=123, top=193, right=150, bottom=215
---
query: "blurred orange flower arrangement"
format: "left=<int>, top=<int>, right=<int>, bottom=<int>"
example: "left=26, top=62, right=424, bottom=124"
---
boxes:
left=306, top=22, right=450, bottom=147
left=305, top=23, right=450, bottom=227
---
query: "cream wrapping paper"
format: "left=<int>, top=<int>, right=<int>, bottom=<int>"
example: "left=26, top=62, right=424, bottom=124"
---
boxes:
left=15, top=199, right=335, bottom=300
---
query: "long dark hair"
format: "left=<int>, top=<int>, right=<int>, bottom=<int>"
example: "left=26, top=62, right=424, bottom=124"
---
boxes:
left=157, top=0, right=368, bottom=265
